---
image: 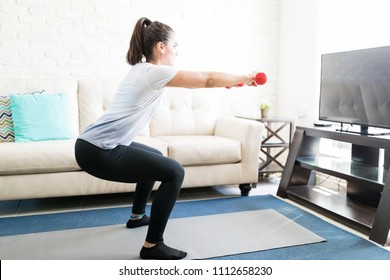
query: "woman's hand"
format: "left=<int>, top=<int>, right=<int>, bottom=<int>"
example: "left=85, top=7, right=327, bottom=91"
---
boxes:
left=246, top=71, right=258, bottom=86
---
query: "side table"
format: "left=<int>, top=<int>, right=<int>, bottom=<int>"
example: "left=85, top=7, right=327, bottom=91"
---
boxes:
left=256, top=117, right=294, bottom=177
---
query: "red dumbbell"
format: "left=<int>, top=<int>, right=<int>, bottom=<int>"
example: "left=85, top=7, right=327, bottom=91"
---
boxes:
left=253, top=72, right=267, bottom=85
left=226, top=72, right=267, bottom=88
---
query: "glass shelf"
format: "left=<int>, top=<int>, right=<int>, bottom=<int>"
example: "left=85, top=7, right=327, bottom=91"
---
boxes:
left=297, top=155, right=387, bottom=186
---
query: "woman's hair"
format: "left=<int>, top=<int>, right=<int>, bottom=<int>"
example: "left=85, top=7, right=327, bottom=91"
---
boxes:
left=127, top=17, right=174, bottom=65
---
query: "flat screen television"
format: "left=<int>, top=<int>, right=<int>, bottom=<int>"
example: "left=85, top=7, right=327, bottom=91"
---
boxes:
left=319, top=45, right=390, bottom=135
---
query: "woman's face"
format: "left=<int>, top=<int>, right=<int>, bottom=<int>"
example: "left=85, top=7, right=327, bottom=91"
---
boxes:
left=162, top=34, right=178, bottom=66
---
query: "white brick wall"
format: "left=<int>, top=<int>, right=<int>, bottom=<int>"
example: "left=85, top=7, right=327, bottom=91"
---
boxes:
left=0, top=0, right=280, bottom=118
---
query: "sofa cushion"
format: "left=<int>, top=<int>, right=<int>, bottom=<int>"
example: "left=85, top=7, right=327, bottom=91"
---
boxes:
left=0, top=137, right=169, bottom=176
left=150, top=89, right=223, bottom=136
left=0, top=140, right=79, bottom=175
left=10, top=92, right=72, bottom=142
left=156, top=135, right=241, bottom=166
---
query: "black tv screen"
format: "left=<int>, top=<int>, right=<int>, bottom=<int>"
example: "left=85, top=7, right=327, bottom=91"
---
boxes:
left=319, top=46, right=390, bottom=133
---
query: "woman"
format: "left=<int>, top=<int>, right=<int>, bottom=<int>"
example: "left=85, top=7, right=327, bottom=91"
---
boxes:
left=75, top=17, right=258, bottom=260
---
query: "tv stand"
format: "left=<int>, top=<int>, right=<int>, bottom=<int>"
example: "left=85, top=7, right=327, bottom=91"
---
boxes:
left=277, top=126, right=390, bottom=246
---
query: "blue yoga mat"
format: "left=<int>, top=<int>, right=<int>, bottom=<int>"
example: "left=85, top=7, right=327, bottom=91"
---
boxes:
left=0, top=195, right=389, bottom=259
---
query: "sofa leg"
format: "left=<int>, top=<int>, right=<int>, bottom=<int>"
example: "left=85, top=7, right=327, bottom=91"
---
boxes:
left=239, top=183, right=252, bottom=196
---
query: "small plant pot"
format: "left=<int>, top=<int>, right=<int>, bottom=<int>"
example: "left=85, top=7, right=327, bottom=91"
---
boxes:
left=261, top=109, right=269, bottom=118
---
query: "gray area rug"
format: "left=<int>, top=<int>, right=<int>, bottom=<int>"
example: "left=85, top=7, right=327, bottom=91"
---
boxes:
left=0, top=209, right=325, bottom=259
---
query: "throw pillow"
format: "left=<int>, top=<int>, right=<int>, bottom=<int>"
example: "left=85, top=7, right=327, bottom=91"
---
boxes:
left=0, top=95, right=15, bottom=142
left=10, top=92, right=72, bottom=142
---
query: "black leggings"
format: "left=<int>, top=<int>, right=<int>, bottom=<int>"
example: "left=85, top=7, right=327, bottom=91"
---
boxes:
left=74, top=139, right=185, bottom=244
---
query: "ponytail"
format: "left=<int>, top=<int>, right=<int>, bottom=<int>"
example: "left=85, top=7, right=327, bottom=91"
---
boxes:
left=127, top=17, right=174, bottom=65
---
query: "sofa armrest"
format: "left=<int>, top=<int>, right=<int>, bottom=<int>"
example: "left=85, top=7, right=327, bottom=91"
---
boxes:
left=214, top=117, right=264, bottom=166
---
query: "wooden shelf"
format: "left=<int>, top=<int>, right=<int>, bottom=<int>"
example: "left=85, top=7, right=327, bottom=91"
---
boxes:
left=262, top=142, right=290, bottom=148
left=286, top=185, right=376, bottom=234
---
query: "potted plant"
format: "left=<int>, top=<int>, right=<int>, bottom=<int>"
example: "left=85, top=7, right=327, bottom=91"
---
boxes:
left=260, top=102, right=270, bottom=118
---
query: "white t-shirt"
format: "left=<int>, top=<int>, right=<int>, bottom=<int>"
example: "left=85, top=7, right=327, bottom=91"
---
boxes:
left=78, top=63, right=178, bottom=149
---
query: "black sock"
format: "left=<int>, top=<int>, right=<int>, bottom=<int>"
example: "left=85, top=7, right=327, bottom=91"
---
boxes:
left=126, top=215, right=150, bottom=228
left=140, top=243, right=187, bottom=260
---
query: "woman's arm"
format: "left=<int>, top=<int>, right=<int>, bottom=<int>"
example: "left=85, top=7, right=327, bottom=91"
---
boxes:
left=166, top=70, right=257, bottom=89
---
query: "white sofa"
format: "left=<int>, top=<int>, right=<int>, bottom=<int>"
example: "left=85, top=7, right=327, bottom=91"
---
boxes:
left=0, top=77, right=264, bottom=201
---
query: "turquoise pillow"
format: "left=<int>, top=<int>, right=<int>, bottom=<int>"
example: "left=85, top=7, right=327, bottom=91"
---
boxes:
left=10, top=92, right=72, bottom=142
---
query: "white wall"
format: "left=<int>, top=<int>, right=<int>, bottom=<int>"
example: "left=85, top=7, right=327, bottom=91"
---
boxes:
left=319, top=0, right=390, bottom=54
left=3, top=0, right=390, bottom=125
left=0, top=0, right=280, bottom=118
left=278, top=0, right=390, bottom=127
left=277, top=0, right=320, bottom=126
